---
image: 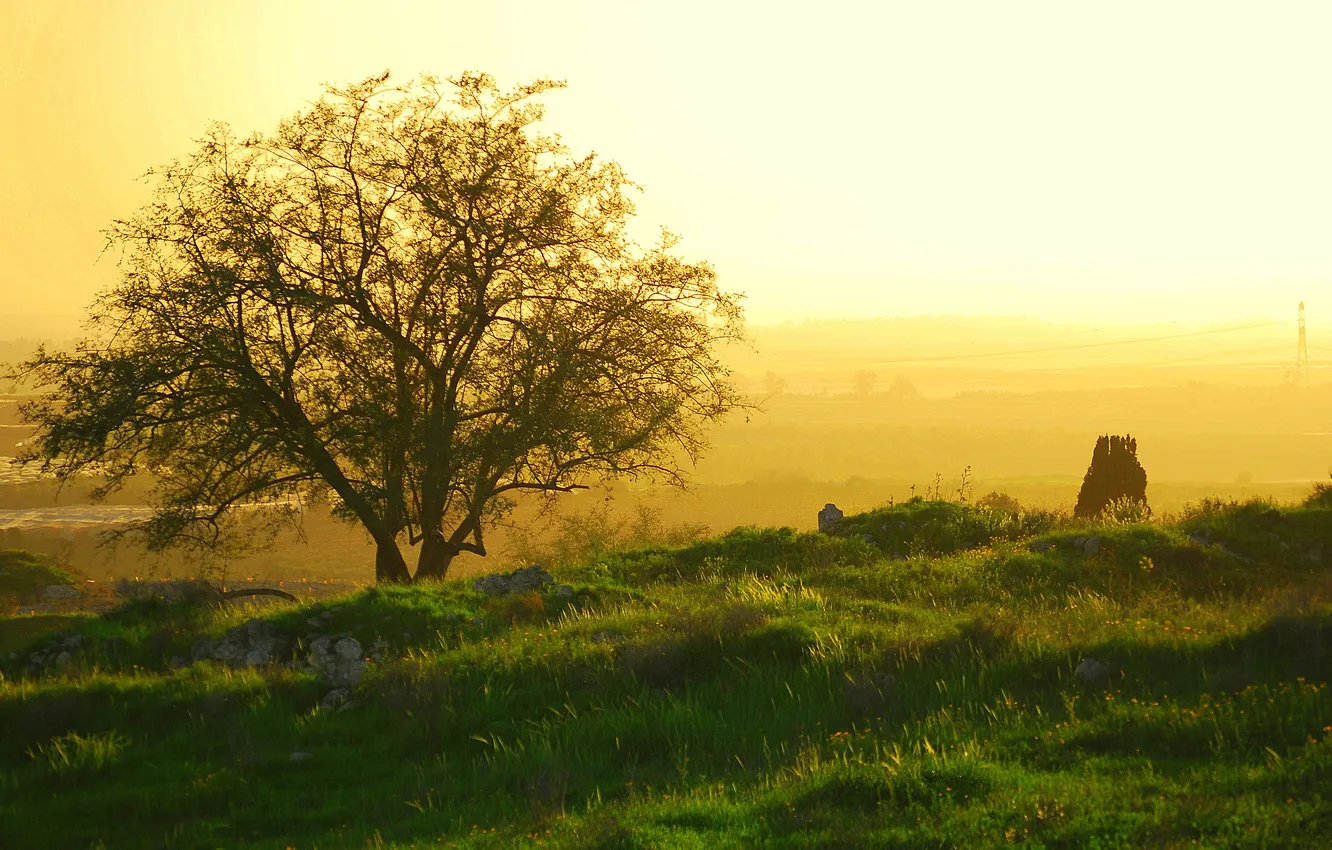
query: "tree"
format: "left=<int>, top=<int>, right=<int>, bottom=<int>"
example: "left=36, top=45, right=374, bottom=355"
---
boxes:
left=761, top=371, right=787, bottom=397
left=13, top=72, right=746, bottom=584
left=852, top=370, right=876, bottom=397
left=1073, top=434, right=1148, bottom=519
left=887, top=375, right=921, bottom=402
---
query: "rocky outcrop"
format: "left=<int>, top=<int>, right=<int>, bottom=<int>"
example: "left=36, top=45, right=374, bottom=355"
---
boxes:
left=41, top=584, right=81, bottom=600
left=1029, top=536, right=1102, bottom=555
left=305, top=636, right=365, bottom=688
left=1070, top=536, right=1102, bottom=555
left=473, top=565, right=569, bottom=597
left=1074, top=657, right=1110, bottom=688
left=191, top=618, right=290, bottom=668
left=23, top=634, right=87, bottom=674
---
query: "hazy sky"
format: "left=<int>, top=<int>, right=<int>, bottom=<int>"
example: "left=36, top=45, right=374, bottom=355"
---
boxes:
left=2, top=0, right=1329, bottom=330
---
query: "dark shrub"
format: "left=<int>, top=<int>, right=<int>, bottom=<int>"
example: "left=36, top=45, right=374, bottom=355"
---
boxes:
left=619, top=638, right=690, bottom=690
left=977, top=491, right=1022, bottom=513
left=831, top=497, right=1058, bottom=558
left=1074, top=434, right=1148, bottom=519
left=741, top=619, right=817, bottom=662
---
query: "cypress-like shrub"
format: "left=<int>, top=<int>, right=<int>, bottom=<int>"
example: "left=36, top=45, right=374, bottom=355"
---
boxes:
left=1074, top=434, right=1148, bottom=519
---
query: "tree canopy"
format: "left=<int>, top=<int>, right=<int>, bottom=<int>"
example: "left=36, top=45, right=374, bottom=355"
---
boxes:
left=15, top=72, right=746, bottom=583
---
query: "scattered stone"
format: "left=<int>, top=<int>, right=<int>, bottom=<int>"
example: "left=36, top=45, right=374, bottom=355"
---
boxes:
left=1030, top=541, right=1054, bottom=554
left=320, top=688, right=351, bottom=710
left=473, top=565, right=555, bottom=597
left=306, top=637, right=364, bottom=687
left=191, top=640, right=218, bottom=662
left=1074, top=657, right=1110, bottom=688
left=817, top=503, right=844, bottom=533
left=188, top=618, right=289, bottom=670
left=289, top=752, right=313, bottom=763
left=334, top=637, right=361, bottom=660
left=1072, top=536, right=1087, bottom=548
left=858, top=532, right=874, bottom=544
left=54, top=651, right=73, bottom=669
left=1083, top=537, right=1101, bottom=555
left=553, top=584, right=576, bottom=599
left=42, top=585, right=80, bottom=600
left=307, top=617, right=322, bottom=628
left=168, top=655, right=187, bottom=669
left=319, top=610, right=334, bottom=620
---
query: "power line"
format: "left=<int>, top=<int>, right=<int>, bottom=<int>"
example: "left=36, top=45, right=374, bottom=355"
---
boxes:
left=868, top=321, right=1285, bottom=366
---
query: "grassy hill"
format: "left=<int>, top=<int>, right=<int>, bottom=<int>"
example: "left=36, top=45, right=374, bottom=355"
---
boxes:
left=2, top=488, right=1331, bottom=848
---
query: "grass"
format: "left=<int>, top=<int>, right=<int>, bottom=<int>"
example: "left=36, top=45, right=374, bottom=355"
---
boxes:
left=0, top=548, right=78, bottom=605
left=1, top=492, right=1331, bottom=847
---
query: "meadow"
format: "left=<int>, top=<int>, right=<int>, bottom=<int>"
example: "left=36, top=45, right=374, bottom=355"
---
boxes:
left=2, top=485, right=1331, bottom=848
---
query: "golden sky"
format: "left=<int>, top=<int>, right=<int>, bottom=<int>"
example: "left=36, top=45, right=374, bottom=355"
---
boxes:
left=2, top=0, right=1329, bottom=331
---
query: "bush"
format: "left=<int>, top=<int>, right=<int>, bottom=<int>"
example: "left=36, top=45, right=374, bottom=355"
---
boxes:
left=1305, top=476, right=1332, bottom=509
left=1074, top=434, right=1149, bottom=519
left=506, top=503, right=709, bottom=570
left=976, top=491, right=1023, bottom=513
left=1101, top=496, right=1152, bottom=525
left=830, top=498, right=1059, bottom=558
left=0, top=550, right=78, bottom=608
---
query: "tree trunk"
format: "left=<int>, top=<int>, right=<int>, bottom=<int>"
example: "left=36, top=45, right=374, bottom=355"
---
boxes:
left=375, top=535, right=412, bottom=584
left=413, top=532, right=457, bottom=583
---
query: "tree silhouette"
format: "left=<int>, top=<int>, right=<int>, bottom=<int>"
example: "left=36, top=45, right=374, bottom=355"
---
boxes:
left=13, top=72, right=746, bottom=583
left=1074, top=434, right=1148, bottom=519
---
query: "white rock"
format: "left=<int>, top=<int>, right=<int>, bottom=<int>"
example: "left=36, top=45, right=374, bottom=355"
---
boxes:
left=42, top=585, right=80, bottom=599
left=211, top=641, right=244, bottom=663
left=334, top=638, right=361, bottom=661
left=1074, top=657, right=1109, bottom=686
left=320, top=687, right=350, bottom=709
left=817, top=503, right=843, bottom=533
